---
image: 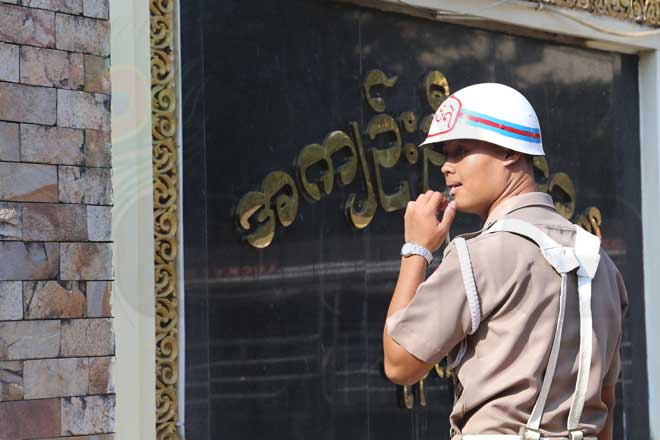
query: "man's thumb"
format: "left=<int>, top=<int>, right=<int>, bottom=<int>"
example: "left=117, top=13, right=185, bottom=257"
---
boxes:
left=438, top=201, right=457, bottom=230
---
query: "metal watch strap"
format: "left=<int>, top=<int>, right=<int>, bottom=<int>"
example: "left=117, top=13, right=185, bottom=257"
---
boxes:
left=401, top=241, right=433, bottom=265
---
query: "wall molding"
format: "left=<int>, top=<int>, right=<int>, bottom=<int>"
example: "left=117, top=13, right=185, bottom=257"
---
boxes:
left=528, top=0, right=660, bottom=26
left=150, top=0, right=181, bottom=438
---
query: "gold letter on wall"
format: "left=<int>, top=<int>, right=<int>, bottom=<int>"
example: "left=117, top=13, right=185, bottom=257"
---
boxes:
left=236, top=171, right=299, bottom=248
left=368, top=114, right=411, bottom=212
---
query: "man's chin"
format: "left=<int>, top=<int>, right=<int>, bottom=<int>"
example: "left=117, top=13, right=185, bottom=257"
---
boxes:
left=453, top=200, right=467, bottom=213
left=453, top=198, right=477, bottom=215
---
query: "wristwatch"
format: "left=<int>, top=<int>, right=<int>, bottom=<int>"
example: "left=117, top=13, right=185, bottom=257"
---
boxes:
left=401, top=241, right=433, bottom=265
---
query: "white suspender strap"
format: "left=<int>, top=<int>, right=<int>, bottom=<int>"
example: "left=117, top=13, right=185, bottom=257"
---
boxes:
left=486, top=219, right=581, bottom=439
left=454, top=237, right=482, bottom=335
left=567, top=226, right=601, bottom=435
left=521, top=272, right=568, bottom=438
left=448, top=237, right=482, bottom=371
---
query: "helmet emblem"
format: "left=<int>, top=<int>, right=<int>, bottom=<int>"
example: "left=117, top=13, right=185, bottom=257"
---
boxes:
left=429, top=95, right=462, bottom=138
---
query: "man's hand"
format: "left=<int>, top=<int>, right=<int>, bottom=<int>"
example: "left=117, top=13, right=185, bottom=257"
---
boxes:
left=404, top=190, right=457, bottom=252
left=383, top=190, right=457, bottom=385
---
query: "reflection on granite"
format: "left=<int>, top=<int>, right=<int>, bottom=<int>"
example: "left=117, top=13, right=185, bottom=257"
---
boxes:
left=181, top=1, right=647, bottom=439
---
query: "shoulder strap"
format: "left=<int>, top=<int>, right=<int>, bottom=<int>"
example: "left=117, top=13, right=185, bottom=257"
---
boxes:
left=447, top=237, right=482, bottom=370
left=567, top=226, right=601, bottom=436
left=454, top=237, right=481, bottom=335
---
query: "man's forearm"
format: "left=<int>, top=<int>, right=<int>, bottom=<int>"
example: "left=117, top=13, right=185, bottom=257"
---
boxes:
left=383, top=191, right=455, bottom=384
left=386, top=255, right=428, bottom=318
left=382, top=255, right=431, bottom=385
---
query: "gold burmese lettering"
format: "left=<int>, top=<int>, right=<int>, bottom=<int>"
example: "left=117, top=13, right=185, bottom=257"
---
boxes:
left=237, top=69, right=452, bottom=246
left=236, top=68, right=603, bottom=255
left=418, top=371, right=429, bottom=407
left=345, top=122, right=378, bottom=229
left=400, top=112, right=420, bottom=165
left=533, top=156, right=550, bottom=193
left=402, top=384, right=415, bottom=409
left=418, top=112, right=446, bottom=192
left=401, top=365, right=454, bottom=409
left=548, top=172, right=576, bottom=220
left=404, top=143, right=419, bottom=165
left=296, top=131, right=358, bottom=201
left=297, top=143, right=330, bottom=200
left=368, top=114, right=411, bottom=212
left=401, top=374, right=429, bottom=409
left=364, top=69, right=398, bottom=113
left=533, top=157, right=577, bottom=220
left=236, top=171, right=299, bottom=248
left=434, top=362, right=451, bottom=378
left=423, top=70, right=450, bottom=111
left=399, top=111, right=417, bottom=134
left=576, top=206, right=602, bottom=238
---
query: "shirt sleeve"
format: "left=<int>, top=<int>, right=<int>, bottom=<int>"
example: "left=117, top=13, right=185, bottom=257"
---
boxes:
left=385, top=244, right=473, bottom=365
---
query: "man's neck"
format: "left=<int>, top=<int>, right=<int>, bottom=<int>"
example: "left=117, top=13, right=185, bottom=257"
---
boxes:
left=483, top=176, right=537, bottom=220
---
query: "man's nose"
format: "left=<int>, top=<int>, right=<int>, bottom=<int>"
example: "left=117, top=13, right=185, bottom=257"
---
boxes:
left=441, top=160, right=454, bottom=176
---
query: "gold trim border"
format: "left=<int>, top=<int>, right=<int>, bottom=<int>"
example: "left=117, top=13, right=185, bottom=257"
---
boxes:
left=528, top=0, right=660, bottom=26
left=151, top=0, right=180, bottom=439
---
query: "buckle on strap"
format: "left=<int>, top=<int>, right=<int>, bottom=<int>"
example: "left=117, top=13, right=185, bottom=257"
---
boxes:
left=541, top=246, right=579, bottom=274
left=568, top=430, right=584, bottom=440
left=519, top=426, right=541, bottom=440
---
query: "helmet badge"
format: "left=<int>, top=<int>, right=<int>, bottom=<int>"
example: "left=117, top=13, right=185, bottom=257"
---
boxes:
left=429, top=95, right=462, bottom=138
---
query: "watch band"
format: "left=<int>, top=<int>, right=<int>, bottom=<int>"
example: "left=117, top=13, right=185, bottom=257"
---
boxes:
left=401, top=241, right=433, bottom=265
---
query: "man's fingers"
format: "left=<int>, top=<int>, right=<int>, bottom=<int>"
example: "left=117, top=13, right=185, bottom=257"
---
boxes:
left=405, top=201, right=414, bottom=218
left=416, top=190, right=433, bottom=204
left=427, top=191, right=443, bottom=214
left=437, top=200, right=457, bottom=232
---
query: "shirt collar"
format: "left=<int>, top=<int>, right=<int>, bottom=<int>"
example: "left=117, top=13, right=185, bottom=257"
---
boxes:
left=483, top=192, right=555, bottom=229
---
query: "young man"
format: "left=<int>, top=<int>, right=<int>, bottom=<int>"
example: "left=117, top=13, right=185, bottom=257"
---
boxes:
left=382, top=84, right=627, bottom=440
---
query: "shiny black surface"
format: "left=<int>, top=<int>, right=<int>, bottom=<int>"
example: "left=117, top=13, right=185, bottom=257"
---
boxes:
left=181, top=1, right=649, bottom=438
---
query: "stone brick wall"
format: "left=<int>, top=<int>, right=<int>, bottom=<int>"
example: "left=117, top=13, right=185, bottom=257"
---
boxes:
left=0, top=0, right=114, bottom=438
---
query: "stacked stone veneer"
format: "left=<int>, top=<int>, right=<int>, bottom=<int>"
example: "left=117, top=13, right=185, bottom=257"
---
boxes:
left=0, top=0, right=114, bottom=438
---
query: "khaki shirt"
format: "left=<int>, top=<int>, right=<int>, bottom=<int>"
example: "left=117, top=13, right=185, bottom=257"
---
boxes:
left=386, top=192, right=628, bottom=436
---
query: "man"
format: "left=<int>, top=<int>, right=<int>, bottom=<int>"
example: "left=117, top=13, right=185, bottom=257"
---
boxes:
left=382, top=83, right=627, bottom=440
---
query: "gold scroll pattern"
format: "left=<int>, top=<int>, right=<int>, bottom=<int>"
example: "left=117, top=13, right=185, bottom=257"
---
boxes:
left=151, top=0, right=180, bottom=438
left=527, top=0, right=660, bottom=26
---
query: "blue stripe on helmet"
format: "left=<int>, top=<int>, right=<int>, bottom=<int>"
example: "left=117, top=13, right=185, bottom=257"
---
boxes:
left=461, top=109, right=541, bottom=134
left=462, top=119, right=542, bottom=144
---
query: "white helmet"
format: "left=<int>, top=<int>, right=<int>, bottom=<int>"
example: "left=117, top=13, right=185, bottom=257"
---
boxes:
left=419, top=83, right=545, bottom=156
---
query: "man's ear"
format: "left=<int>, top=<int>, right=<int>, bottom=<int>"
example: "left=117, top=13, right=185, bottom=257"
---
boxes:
left=503, top=149, right=524, bottom=167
